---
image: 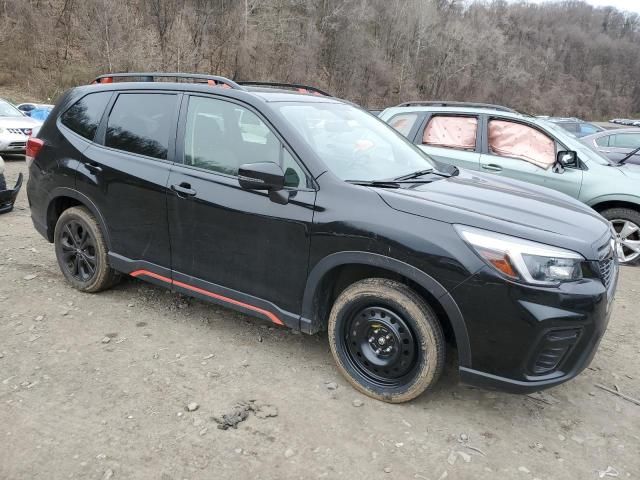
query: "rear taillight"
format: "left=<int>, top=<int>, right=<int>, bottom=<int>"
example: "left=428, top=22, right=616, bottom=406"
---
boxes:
left=26, top=137, right=44, bottom=168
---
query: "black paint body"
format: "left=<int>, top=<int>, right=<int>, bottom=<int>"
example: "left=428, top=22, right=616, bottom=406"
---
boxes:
left=27, top=82, right=618, bottom=393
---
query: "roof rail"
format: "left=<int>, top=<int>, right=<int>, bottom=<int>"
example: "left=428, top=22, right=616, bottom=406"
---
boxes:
left=91, top=72, right=245, bottom=90
left=395, top=100, right=518, bottom=113
left=238, top=81, right=331, bottom=97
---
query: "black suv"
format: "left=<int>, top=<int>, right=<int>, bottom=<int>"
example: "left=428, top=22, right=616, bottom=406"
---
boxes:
left=27, top=73, right=618, bottom=403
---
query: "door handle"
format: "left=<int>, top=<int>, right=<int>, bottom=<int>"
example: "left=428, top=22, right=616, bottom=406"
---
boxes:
left=171, top=183, right=197, bottom=197
left=481, top=163, right=503, bottom=172
left=85, top=163, right=102, bottom=173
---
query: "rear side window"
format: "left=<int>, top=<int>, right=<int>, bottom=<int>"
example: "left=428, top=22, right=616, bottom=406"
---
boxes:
left=106, top=93, right=177, bottom=160
left=595, top=135, right=610, bottom=147
left=60, top=92, right=111, bottom=140
left=388, top=113, right=418, bottom=137
left=610, top=133, right=640, bottom=149
left=423, top=115, right=477, bottom=151
left=488, top=120, right=555, bottom=169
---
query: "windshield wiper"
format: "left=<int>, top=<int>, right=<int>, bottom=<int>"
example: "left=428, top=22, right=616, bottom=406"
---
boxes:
left=619, top=146, right=640, bottom=165
left=345, top=180, right=401, bottom=188
left=393, top=169, right=434, bottom=181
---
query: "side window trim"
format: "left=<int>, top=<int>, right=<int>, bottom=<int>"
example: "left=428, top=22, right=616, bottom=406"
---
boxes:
left=175, top=93, right=317, bottom=191
left=96, top=90, right=181, bottom=163
left=416, top=112, right=481, bottom=152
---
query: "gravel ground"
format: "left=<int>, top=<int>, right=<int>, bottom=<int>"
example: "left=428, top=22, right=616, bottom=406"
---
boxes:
left=1, top=158, right=639, bottom=480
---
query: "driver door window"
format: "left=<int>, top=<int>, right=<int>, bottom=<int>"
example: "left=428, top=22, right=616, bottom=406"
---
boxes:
left=481, top=119, right=582, bottom=198
left=184, top=96, right=309, bottom=188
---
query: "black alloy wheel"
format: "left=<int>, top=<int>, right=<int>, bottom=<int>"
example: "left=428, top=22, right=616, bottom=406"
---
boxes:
left=59, top=219, right=98, bottom=281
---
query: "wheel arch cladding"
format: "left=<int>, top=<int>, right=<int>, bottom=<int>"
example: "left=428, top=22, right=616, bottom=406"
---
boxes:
left=301, top=251, right=472, bottom=366
left=46, top=188, right=112, bottom=249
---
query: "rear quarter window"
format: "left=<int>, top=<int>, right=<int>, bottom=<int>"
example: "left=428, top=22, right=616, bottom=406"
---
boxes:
left=60, top=92, right=112, bottom=140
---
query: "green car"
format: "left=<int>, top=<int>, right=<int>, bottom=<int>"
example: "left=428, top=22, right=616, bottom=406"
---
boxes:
left=380, top=102, right=640, bottom=264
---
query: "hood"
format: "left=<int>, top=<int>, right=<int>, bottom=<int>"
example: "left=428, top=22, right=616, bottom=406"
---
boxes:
left=619, top=162, right=640, bottom=177
left=0, top=116, right=41, bottom=128
left=378, top=169, right=611, bottom=260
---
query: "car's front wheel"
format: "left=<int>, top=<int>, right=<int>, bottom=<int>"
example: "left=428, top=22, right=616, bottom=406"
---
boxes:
left=601, top=208, right=640, bottom=265
left=328, top=278, right=445, bottom=403
left=54, top=206, right=120, bottom=292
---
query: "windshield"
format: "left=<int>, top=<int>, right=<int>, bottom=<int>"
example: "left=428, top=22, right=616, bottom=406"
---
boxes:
left=276, top=102, right=435, bottom=181
left=537, top=118, right=613, bottom=166
left=0, top=101, right=24, bottom=118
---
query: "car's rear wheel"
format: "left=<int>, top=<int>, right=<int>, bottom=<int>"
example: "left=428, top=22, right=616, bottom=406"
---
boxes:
left=54, top=206, right=120, bottom=292
left=328, top=278, right=445, bottom=403
left=601, top=208, right=640, bottom=265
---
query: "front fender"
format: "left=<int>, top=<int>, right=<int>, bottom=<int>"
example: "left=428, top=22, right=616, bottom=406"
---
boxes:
left=586, top=193, right=640, bottom=210
left=301, top=251, right=472, bottom=367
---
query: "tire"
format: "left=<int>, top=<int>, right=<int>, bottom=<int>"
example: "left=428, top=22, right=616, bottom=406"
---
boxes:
left=54, top=206, right=120, bottom=292
left=328, top=278, right=445, bottom=403
left=600, top=208, right=640, bottom=265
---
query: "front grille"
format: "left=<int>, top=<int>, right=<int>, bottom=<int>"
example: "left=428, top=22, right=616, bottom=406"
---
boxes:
left=532, top=329, right=581, bottom=375
left=597, top=238, right=617, bottom=289
left=6, top=128, right=32, bottom=135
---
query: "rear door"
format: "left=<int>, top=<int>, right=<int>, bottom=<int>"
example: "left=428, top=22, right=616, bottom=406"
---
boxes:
left=166, top=94, right=316, bottom=326
left=75, top=91, right=179, bottom=270
left=414, top=113, right=481, bottom=171
left=479, top=116, right=583, bottom=198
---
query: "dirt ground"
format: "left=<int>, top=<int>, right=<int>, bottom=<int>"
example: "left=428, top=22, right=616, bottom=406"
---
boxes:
left=1, top=158, right=639, bottom=480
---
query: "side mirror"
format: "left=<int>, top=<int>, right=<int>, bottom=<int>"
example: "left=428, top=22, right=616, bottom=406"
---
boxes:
left=238, top=162, right=285, bottom=191
left=557, top=151, right=578, bottom=168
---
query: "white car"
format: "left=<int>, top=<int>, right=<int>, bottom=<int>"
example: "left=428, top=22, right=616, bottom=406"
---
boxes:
left=0, top=99, right=41, bottom=154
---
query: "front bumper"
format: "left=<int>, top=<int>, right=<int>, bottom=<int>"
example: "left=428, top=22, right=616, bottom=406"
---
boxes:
left=0, top=133, right=29, bottom=153
left=451, top=264, right=617, bottom=394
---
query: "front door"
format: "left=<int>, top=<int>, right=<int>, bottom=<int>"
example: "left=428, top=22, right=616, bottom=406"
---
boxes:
left=480, top=118, right=582, bottom=198
left=166, top=94, right=316, bottom=328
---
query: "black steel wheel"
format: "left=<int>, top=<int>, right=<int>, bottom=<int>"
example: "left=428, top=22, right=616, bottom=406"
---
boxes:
left=54, top=206, right=120, bottom=292
left=343, top=306, right=419, bottom=387
left=328, top=278, right=445, bottom=403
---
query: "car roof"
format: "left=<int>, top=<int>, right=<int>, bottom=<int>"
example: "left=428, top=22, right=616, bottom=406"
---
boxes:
left=381, top=105, right=531, bottom=120
left=69, top=81, right=345, bottom=106
left=581, top=127, right=640, bottom=139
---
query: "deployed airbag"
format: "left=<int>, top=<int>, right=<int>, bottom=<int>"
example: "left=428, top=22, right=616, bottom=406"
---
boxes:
left=423, top=116, right=477, bottom=150
left=488, top=120, right=555, bottom=169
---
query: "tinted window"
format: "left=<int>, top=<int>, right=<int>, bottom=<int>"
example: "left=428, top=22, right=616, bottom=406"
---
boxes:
left=610, top=133, right=640, bottom=149
left=423, top=115, right=477, bottom=150
left=184, top=96, right=309, bottom=188
left=388, top=113, right=418, bottom=137
left=106, top=93, right=177, bottom=160
left=61, top=92, right=111, bottom=140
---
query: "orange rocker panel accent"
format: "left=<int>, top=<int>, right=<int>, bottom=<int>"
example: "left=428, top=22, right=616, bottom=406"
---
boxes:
left=130, top=270, right=284, bottom=326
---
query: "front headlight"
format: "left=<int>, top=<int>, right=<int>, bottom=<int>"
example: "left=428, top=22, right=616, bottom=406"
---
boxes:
left=455, top=225, right=584, bottom=286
